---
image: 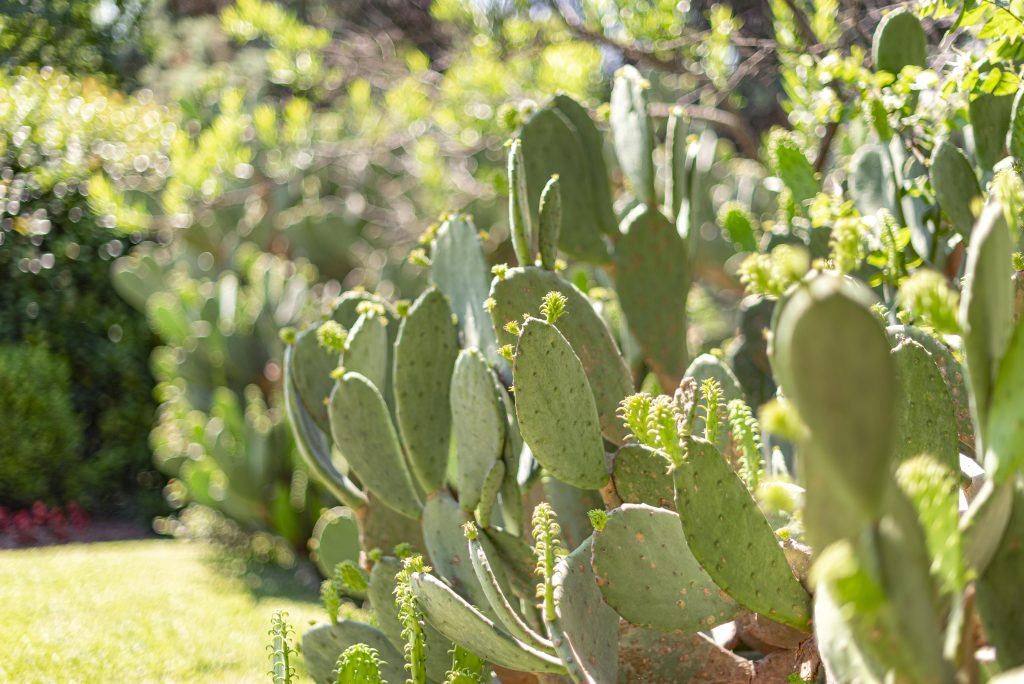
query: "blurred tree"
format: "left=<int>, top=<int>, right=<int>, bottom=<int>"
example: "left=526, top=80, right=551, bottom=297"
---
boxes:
left=0, top=0, right=153, bottom=84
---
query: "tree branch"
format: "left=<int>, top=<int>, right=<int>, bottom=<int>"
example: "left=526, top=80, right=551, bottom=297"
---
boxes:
left=649, top=102, right=759, bottom=159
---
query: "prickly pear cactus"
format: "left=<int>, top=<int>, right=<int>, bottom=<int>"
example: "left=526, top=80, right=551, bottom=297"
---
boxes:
left=276, top=44, right=1024, bottom=680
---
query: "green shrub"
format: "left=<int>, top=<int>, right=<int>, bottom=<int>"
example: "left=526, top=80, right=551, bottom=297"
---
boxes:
left=0, top=344, right=82, bottom=506
left=0, top=68, right=173, bottom=514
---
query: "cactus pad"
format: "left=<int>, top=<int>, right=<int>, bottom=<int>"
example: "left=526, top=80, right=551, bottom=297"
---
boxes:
left=960, top=202, right=1014, bottom=436
left=310, top=506, right=361, bottom=577
left=813, top=582, right=887, bottom=684
left=871, top=9, right=927, bottom=75
left=343, top=312, right=389, bottom=395
left=290, top=325, right=340, bottom=434
left=513, top=318, right=609, bottom=489
left=610, top=65, right=656, bottom=204
left=552, top=536, right=620, bottom=683
left=768, top=131, right=819, bottom=206
left=518, top=105, right=611, bottom=262
left=975, top=484, right=1024, bottom=670
left=611, top=445, right=674, bottom=509
left=891, top=339, right=958, bottom=471
left=551, top=94, right=617, bottom=236
left=985, top=314, right=1024, bottom=482
left=616, top=204, right=691, bottom=389
left=591, top=503, right=739, bottom=632
left=773, top=275, right=895, bottom=520
left=970, top=94, right=1013, bottom=171
left=929, top=141, right=982, bottom=237
left=328, top=372, right=423, bottom=518
left=451, top=348, right=507, bottom=511
left=394, top=287, right=459, bottom=493
left=283, top=348, right=363, bottom=508
left=301, top=621, right=405, bottom=684
left=672, top=437, right=811, bottom=630
left=887, top=325, right=973, bottom=452
left=431, top=214, right=501, bottom=367
left=410, top=571, right=567, bottom=674
left=490, top=266, right=632, bottom=443
left=850, top=145, right=894, bottom=217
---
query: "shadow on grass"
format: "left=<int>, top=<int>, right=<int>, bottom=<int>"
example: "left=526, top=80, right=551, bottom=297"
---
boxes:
left=199, top=545, right=325, bottom=603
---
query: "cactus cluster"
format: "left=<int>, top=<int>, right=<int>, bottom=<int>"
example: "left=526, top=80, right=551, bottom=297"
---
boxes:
left=113, top=244, right=325, bottom=547
left=278, top=9, right=1024, bottom=683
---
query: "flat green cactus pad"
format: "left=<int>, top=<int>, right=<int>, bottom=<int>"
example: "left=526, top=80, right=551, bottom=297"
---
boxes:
left=290, top=292, right=396, bottom=435
left=683, top=129, right=718, bottom=254
left=961, top=202, right=1014, bottom=435
left=962, top=480, right=1014, bottom=576
left=850, top=145, right=894, bottom=217
left=290, top=325, right=340, bottom=435
left=616, top=623, right=755, bottom=683
left=490, top=266, right=632, bottom=444
left=768, top=131, right=818, bottom=206
left=773, top=276, right=895, bottom=520
left=985, top=315, right=1024, bottom=483
left=310, top=506, right=361, bottom=577
left=410, top=571, right=567, bottom=674
left=368, top=557, right=454, bottom=682
left=421, top=491, right=494, bottom=611
left=871, top=494, right=952, bottom=682
left=872, top=9, right=927, bottom=75
left=451, top=348, right=507, bottom=511
left=616, top=204, right=690, bottom=389
left=431, top=214, right=501, bottom=367
left=975, top=484, right=1024, bottom=670
left=887, top=325, right=973, bottom=452
left=282, top=350, right=362, bottom=508
left=343, top=312, right=389, bottom=396
left=551, top=94, right=617, bottom=235
left=513, top=318, right=608, bottom=489
left=611, top=445, right=674, bottom=509
left=394, top=287, right=459, bottom=494
left=930, top=141, right=982, bottom=237
left=518, top=105, right=611, bottom=262
left=328, top=372, right=422, bottom=519
left=813, top=582, right=886, bottom=684
left=553, top=536, right=619, bottom=683
left=891, top=339, right=959, bottom=471
left=301, top=621, right=405, bottom=684
left=970, top=94, right=1013, bottom=171
left=666, top=109, right=689, bottom=222
left=610, top=65, right=656, bottom=204
left=591, top=503, right=738, bottom=633
left=476, top=460, right=505, bottom=528
left=673, top=437, right=811, bottom=630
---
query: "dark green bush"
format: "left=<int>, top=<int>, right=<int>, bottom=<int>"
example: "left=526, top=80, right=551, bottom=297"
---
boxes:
left=0, top=344, right=82, bottom=506
left=0, top=68, right=173, bottom=514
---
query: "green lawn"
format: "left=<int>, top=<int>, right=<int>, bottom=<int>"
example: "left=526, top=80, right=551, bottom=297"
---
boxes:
left=0, top=539, right=333, bottom=683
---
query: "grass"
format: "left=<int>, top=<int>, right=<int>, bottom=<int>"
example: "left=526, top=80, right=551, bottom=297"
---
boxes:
left=0, top=539, right=339, bottom=683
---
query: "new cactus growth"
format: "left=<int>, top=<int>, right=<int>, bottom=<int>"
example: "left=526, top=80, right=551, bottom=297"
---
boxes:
left=268, top=610, right=296, bottom=684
